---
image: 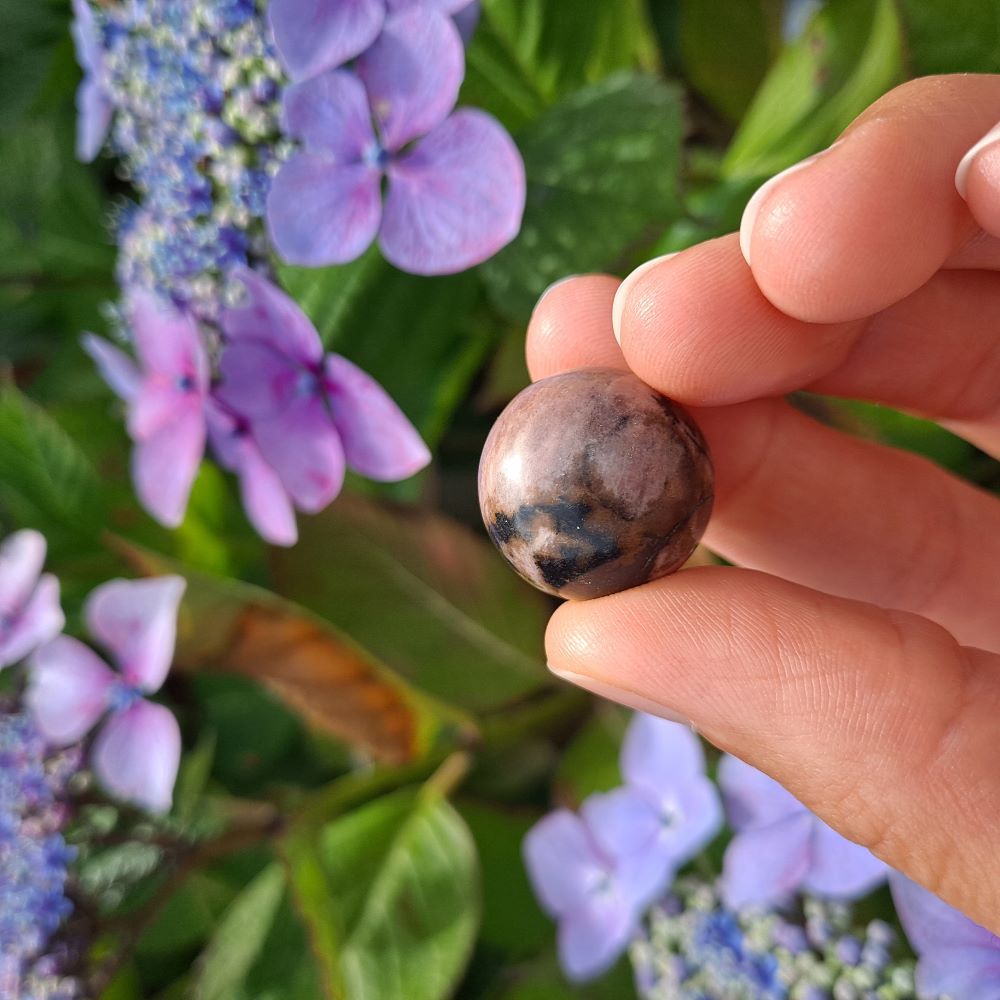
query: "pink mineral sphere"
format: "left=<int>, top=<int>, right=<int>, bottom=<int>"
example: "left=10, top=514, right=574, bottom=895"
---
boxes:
left=478, top=368, right=714, bottom=599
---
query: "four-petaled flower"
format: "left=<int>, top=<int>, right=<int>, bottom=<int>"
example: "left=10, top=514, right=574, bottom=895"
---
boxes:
left=719, top=754, right=887, bottom=908
left=83, top=291, right=209, bottom=529
left=0, top=531, right=64, bottom=671
left=27, top=577, right=186, bottom=814
left=583, top=715, right=722, bottom=909
left=523, top=805, right=649, bottom=983
left=890, top=872, right=1000, bottom=1000
left=71, top=0, right=114, bottom=162
left=269, top=0, right=476, bottom=82
left=267, top=7, right=525, bottom=274
left=213, top=267, right=430, bottom=533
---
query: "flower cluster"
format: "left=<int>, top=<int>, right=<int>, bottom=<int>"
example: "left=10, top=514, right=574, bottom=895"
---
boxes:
left=0, top=707, right=81, bottom=1000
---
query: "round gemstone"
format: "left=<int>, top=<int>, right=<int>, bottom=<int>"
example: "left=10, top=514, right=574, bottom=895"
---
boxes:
left=478, top=368, right=714, bottom=600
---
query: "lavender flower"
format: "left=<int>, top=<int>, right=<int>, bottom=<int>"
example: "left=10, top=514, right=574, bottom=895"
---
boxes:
left=268, top=0, right=476, bottom=81
left=27, top=577, right=186, bottom=814
left=890, top=872, right=1000, bottom=999
left=83, top=292, right=209, bottom=529
left=70, top=0, right=113, bottom=162
left=0, top=532, right=64, bottom=672
left=718, top=756, right=886, bottom=909
left=267, top=7, right=525, bottom=273
left=213, top=268, right=430, bottom=530
left=0, top=706, right=80, bottom=998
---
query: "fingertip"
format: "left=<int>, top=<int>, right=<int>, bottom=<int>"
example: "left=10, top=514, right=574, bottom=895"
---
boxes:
left=611, top=254, right=678, bottom=343
left=957, top=138, right=1000, bottom=239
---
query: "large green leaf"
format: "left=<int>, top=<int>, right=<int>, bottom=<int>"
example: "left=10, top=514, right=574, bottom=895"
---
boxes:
left=897, top=0, right=1000, bottom=75
left=480, top=73, right=684, bottom=322
left=722, top=0, right=904, bottom=179
left=270, top=494, right=550, bottom=713
left=278, top=251, right=490, bottom=454
left=284, top=783, right=480, bottom=1000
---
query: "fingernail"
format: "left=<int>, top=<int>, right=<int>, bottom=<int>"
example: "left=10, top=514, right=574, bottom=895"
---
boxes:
left=611, top=254, right=678, bottom=345
left=956, top=121, right=1000, bottom=198
left=739, top=148, right=833, bottom=266
left=548, top=663, right=692, bottom=726
left=534, top=274, right=581, bottom=315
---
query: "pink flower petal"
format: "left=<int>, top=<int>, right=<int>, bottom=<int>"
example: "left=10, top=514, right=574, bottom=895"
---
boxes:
left=269, top=0, right=385, bottom=82
left=81, top=333, right=141, bottom=401
left=127, top=289, right=209, bottom=386
left=27, top=635, right=115, bottom=745
left=0, top=574, right=65, bottom=669
left=323, top=354, right=430, bottom=481
left=221, top=268, right=325, bottom=367
left=92, top=700, right=181, bottom=814
left=282, top=70, right=375, bottom=159
left=85, top=576, right=185, bottom=693
left=131, top=404, right=206, bottom=528
left=267, top=154, right=382, bottom=267
left=381, top=109, right=525, bottom=275
left=355, top=8, right=463, bottom=150
left=251, top=395, right=346, bottom=513
left=217, top=341, right=301, bottom=421
left=0, top=530, right=46, bottom=615
left=128, top=376, right=187, bottom=440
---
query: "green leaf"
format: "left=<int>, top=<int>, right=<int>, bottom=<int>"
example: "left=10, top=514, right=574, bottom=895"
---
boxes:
left=270, top=494, right=549, bottom=713
left=191, top=862, right=287, bottom=1000
left=677, top=0, right=784, bottom=121
left=897, top=0, right=1000, bottom=75
left=723, top=0, right=905, bottom=179
left=285, top=783, right=480, bottom=1000
left=278, top=251, right=490, bottom=455
left=0, top=379, right=106, bottom=544
left=553, top=707, right=629, bottom=806
left=480, top=73, right=684, bottom=322
left=0, top=0, right=70, bottom=127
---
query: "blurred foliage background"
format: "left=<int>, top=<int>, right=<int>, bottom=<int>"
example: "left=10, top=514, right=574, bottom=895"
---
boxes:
left=2, top=0, right=1000, bottom=997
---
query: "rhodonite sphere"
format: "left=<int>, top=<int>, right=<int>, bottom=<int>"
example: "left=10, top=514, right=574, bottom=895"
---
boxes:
left=478, top=368, right=714, bottom=600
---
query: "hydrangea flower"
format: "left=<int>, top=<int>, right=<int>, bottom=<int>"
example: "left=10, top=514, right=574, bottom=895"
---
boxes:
left=27, top=577, right=186, bottom=814
left=0, top=531, right=64, bottom=671
left=213, top=267, right=430, bottom=525
left=268, top=0, right=477, bottom=82
left=890, top=872, right=1000, bottom=999
left=524, top=805, right=650, bottom=982
left=70, top=0, right=113, bottom=162
left=267, top=7, right=525, bottom=273
left=583, top=715, right=722, bottom=908
left=83, top=291, right=209, bottom=529
left=718, top=755, right=887, bottom=909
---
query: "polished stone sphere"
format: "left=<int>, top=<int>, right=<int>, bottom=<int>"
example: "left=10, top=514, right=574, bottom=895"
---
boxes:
left=478, top=368, right=714, bottom=600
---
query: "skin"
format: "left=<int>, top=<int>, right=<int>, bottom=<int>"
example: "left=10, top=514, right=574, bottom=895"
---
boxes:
left=529, top=75, right=1000, bottom=933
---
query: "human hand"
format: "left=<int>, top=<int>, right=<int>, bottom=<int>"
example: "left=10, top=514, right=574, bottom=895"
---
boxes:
left=527, top=74, right=1000, bottom=933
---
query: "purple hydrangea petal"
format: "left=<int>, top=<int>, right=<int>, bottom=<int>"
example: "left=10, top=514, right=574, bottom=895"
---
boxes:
left=131, top=406, right=206, bottom=528
left=251, top=395, right=346, bottom=513
left=387, top=0, right=470, bottom=13
left=81, top=333, right=141, bottom=401
left=582, top=787, right=661, bottom=860
left=267, top=154, right=382, bottom=267
left=127, top=378, right=188, bottom=440
left=217, top=342, right=301, bottom=421
left=720, top=813, right=814, bottom=909
left=558, top=891, right=635, bottom=983
left=84, top=576, right=185, bottom=694
left=207, top=404, right=298, bottom=546
left=268, top=0, right=385, bottom=82
left=92, top=699, right=181, bottom=813
left=620, top=714, right=706, bottom=794
left=222, top=269, right=324, bottom=367
left=355, top=8, right=463, bottom=150
left=717, top=754, right=802, bottom=830
left=917, top=945, right=1000, bottom=999
left=27, top=636, right=115, bottom=745
left=70, top=0, right=101, bottom=73
left=802, top=820, right=887, bottom=900
left=890, top=873, right=1000, bottom=953
left=323, top=354, right=431, bottom=480
left=0, top=530, right=47, bottom=615
left=128, top=290, right=209, bottom=386
left=0, top=574, right=65, bottom=669
left=523, top=809, right=605, bottom=917
left=664, top=776, right=724, bottom=866
left=282, top=70, right=375, bottom=159
left=381, top=109, right=526, bottom=274
left=76, top=78, right=114, bottom=163
left=452, top=1, right=481, bottom=43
